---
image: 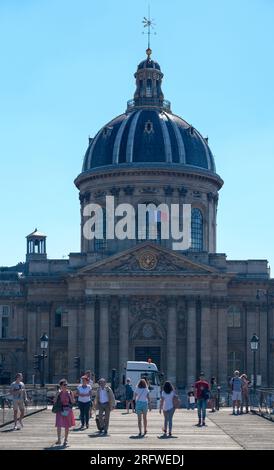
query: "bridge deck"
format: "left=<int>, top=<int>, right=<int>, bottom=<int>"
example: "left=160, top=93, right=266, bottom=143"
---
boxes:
left=0, top=408, right=273, bottom=450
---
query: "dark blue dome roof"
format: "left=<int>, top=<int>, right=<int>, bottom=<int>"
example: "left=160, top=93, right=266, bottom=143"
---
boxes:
left=81, top=52, right=217, bottom=174
left=137, top=58, right=161, bottom=70
left=82, top=109, right=216, bottom=173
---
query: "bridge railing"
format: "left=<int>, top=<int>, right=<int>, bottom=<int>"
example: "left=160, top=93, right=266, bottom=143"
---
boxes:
left=0, top=388, right=48, bottom=427
left=250, top=388, right=274, bottom=421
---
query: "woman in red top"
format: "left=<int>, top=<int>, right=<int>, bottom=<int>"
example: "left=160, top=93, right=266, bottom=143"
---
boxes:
left=54, top=379, right=75, bottom=446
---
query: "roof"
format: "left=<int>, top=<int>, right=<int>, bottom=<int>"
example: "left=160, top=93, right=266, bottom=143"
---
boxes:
left=26, top=228, right=46, bottom=238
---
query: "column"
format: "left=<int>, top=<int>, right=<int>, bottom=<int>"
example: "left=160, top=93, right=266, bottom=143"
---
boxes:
left=67, top=306, right=78, bottom=382
left=217, top=304, right=228, bottom=387
left=167, top=298, right=177, bottom=384
left=99, top=296, right=109, bottom=380
left=27, top=307, right=37, bottom=383
left=270, top=304, right=274, bottom=387
left=200, top=300, right=211, bottom=381
left=187, top=300, right=196, bottom=387
left=84, top=297, right=96, bottom=373
left=259, top=305, right=267, bottom=386
left=119, top=296, right=129, bottom=382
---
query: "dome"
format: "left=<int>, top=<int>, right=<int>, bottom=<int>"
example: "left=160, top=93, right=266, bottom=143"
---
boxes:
left=137, top=58, right=161, bottom=70
left=82, top=49, right=216, bottom=174
left=82, top=109, right=216, bottom=172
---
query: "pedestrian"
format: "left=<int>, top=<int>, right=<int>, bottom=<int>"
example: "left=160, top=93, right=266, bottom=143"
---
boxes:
left=187, top=386, right=196, bottom=410
left=125, top=378, right=134, bottom=413
left=134, top=378, right=151, bottom=437
left=230, top=370, right=243, bottom=415
left=94, top=378, right=115, bottom=435
left=194, top=372, right=210, bottom=427
left=240, top=374, right=250, bottom=414
left=75, top=375, right=92, bottom=429
left=54, top=379, right=75, bottom=446
left=10, top=373, right=27, bottom=430
left=210, top=377, right=218, bottom=412
left=81, top=370, right=94, bottom=418
left=159, top=381, right=177, bottom=436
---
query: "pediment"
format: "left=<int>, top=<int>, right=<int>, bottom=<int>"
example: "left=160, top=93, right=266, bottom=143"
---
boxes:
left=77, top=242, right=219, bottom=276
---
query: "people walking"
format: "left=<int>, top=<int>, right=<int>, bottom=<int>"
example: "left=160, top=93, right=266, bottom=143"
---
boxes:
left=194, top=372, right=210, bottom=427
left=125, top=378, right=134, bottom=413
left=230, top=370, right=243, bottom=415
left=54, top=379, right=75, bottom=446
left=75, top=375, right=92, bottom=429
left=94, top=378, right=115, bottom=435
left=210, top=377, right=218, bottom=412
left=10, top=373, right=27, bottom=430
left=240, top=374, right=250, bottom=414
left=159, top=381, right=176, bottom=436
left=134, top=378, right=151, bottom=436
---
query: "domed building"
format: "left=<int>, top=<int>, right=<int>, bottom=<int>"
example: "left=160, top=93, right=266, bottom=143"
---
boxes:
left=0, top=49, right=273, bottom=390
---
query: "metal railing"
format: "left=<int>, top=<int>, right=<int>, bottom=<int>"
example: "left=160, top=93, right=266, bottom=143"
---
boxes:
left=0, top=388, right=48, bottom=427
left=250, top=388, right=274, bottom=421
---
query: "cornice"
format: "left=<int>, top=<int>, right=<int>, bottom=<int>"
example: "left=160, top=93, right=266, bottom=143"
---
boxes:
left=74, top=165, right=223, bottom=190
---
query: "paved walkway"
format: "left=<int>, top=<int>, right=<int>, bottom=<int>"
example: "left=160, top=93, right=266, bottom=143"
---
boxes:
left=0, top=408, right=274, bottom=450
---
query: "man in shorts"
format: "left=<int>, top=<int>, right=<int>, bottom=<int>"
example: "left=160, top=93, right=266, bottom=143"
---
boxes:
left=230, top=370, right=243, bottom=415
left=10, top=373, right=26, bottom=430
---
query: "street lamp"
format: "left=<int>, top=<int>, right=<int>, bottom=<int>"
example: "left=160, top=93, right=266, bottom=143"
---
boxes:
left=40, top=333, right=48, bottom=387
left=250, top=334, right=259, bottom=393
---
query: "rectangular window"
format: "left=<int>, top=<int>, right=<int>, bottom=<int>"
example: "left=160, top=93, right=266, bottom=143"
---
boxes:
left=2, top=317, right=8, bottom=338
left=0, top=305, right=10, bottom=339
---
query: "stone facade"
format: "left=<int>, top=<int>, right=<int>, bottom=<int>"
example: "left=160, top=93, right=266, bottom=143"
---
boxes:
left=1, top=241, right=273, bottom=388
left=1, top=51, right=273, bottom=389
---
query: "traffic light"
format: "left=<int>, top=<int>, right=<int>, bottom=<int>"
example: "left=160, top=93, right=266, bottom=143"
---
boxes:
left=33, top=354, right=42, bottom=371
left=73, top=356, right=80, bottom=369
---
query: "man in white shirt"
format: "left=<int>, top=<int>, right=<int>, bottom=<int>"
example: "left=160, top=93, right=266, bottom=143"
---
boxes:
left=10, top=373, right=27, bottom=430
left=95, top=378, right=115, bottom=435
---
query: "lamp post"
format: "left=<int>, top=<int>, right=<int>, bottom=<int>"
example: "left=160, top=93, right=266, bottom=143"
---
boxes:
left=256, top=289, right=274, bottom=387
left=250, top=334, right=259, bottom=393
left=40, top=333, right=48, bottom=387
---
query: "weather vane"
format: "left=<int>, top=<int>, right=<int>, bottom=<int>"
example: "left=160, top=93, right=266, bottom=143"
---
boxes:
left=142, top=4, right=156, bottom=58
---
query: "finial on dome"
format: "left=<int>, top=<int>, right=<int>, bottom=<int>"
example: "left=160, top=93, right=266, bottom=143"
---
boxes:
left=142, top=4, right=156, bottom=53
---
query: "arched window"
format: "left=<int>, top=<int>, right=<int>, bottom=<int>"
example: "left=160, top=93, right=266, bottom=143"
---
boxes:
left=55, top=308, right=62, bottom=328
left=54, top=307, right=68, bottom=328
left=228, top=351, right=243, bottom=376
left=146, top=79, right=152, bottom=97
left=94, top=207, right=107, bottom=251
left=227, top=306, right=241, bottom=328
left=191, top=208, right=203, bottom=251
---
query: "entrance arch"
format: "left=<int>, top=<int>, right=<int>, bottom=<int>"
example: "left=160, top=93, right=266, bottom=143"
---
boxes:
left=129, top=320, right=166, bottom=373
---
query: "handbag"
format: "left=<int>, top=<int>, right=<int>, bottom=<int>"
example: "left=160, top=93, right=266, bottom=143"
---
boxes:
left=61, top=406, right=70, bottom=417
left=51, top=394, right=62, bottom=414
left=201, top=388, right=210, bottom=400
left=95, top=412, right=103, bottom=431
left=172, top=394, right=181, bottom=409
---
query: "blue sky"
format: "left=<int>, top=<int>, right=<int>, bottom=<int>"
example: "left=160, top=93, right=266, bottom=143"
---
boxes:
left=0, top=0, right=273, bottom=270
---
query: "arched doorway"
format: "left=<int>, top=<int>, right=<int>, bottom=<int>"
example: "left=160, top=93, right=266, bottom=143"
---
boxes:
left=129, top=320, right=166, bottom=373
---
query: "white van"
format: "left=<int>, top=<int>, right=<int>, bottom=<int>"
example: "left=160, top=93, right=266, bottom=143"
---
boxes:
left=125, top=361, right=162, bottom=409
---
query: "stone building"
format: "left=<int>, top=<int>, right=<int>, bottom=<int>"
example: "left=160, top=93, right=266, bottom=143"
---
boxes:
left=0, top=49, right=273, bottom=388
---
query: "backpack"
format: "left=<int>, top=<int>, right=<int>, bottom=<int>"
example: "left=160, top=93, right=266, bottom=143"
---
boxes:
left=201, top=388, right=210, bottom=400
